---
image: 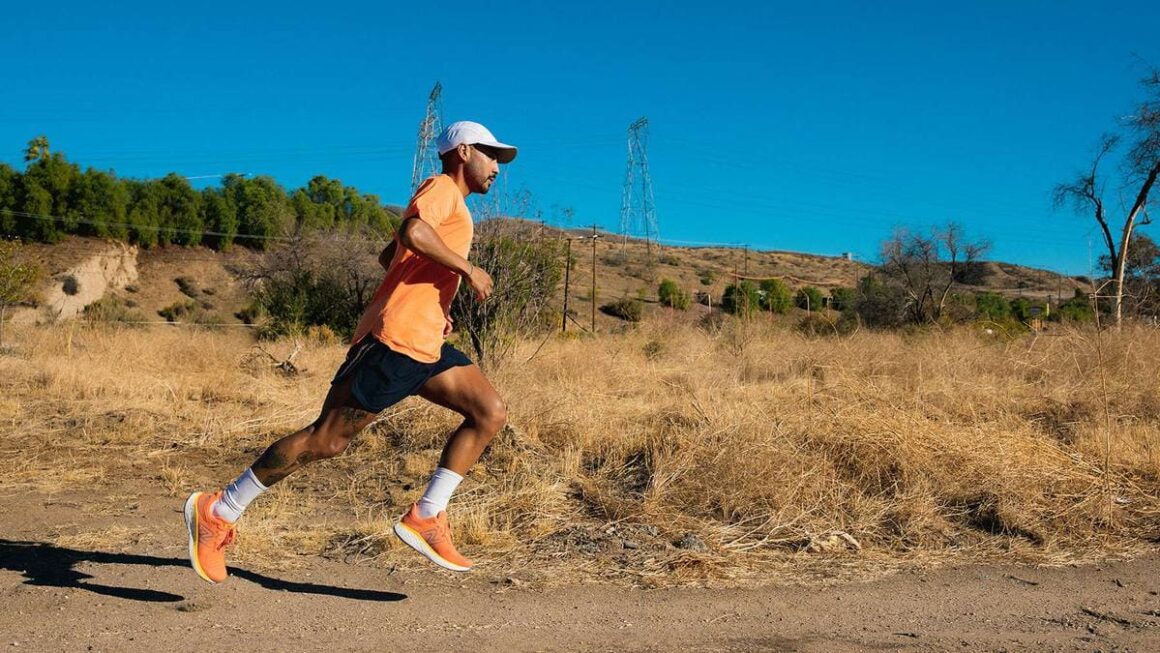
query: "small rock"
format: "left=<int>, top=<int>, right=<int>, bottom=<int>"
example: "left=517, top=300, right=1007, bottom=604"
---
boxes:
left=675, top=533, right=707, bottom=551
left=622, top=540, right=639, bottom=550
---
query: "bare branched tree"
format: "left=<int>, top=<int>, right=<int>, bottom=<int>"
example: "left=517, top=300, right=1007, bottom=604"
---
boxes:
left=879, top=222, right=989, bottom=324
left=452, top=192, right=563, bottom=370
left=1055, top=67, right=1160, bottom=328
left=236, top=227, right=385, bottom=337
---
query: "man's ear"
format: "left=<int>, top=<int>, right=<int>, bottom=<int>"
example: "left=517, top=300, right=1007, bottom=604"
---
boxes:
left=456, top=143, right=472, bottom=163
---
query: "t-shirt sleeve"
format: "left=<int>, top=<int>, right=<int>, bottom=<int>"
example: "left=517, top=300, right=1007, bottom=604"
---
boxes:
left=403, top=177, right=458, bottom=229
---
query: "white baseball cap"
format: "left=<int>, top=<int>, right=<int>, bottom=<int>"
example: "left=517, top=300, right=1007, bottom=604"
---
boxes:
left=436, top=121, right=518, bottom=164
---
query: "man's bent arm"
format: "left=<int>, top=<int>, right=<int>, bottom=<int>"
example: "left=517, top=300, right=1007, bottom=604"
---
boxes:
left=398, top=217, right=494, bottom=300
left=397, top=217, right=471, bottom=276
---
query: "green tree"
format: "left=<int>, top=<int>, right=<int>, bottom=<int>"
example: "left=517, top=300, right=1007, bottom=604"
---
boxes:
left=0, top=163, right=18, bottom=235
left=19, top=178, right=56, bottom=242
left=23, top=136, right=50, bottom=163
left=157, top=173, right=203, bottom=246
left=20, top=149, right=81, bottom=241
left=126, top=180, right=162, bottom=247
left=70, top=168, right=129, bottom=239
left=201, top=187, right=238, bottom=250
left=231, top=175, right=291, bottom=249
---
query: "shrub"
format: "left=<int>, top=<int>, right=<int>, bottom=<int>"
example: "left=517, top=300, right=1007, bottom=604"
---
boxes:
left=241, top=230, right=384, bottom=340
left=175, top=276, right=200, bottom=298
left=853, top=275, right=909, bottom=328
left=975, top=292, right=1010, bottom=321
left=235, top=302, right=266, bottom=325
left=759, top=278, right=792, bottom=314
left=1009, top=297, right=1032, bottom=322
left=83, top=296, right=144, bottom=325
left=722, top=281, right=761, bottom=316
left=794, top=286, right=824, bottom=312
left=158, top=300, right=198, bottom=322
left=1055, top=290, right=1094, bottom=323
left=61, top=275, right=80, bottom=296
left=451, top=229, right=564, bottom=367
left=657, top=279, right=690, bottom=310
left=829, top=286, right=856, bottom=312
left=601, top=297, right=643, bottom=322
left=306, top=324, right=340, bottom=345
left=795, top=312, right=842, bottom=337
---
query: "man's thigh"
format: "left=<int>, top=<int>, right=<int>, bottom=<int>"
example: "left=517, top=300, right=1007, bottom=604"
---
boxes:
left=316, top=376, right=379, bottom=435
left=417, top=364, right=502, bottom=417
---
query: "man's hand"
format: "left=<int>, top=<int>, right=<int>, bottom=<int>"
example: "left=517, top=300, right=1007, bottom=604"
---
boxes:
left=443, top=315, right=454, bottom=338
left=464, top=265, right=494, bottom=301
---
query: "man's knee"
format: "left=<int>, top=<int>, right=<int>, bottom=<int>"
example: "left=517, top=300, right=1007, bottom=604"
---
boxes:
left=474, top=397, right=508, bottom=435
left=305, top=419, right=355, bottom=460
left=309, top=433, right=351, bottom=460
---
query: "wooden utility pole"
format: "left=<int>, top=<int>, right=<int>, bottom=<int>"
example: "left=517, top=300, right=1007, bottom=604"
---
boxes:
left=591, top=225, right=599, bottom=332
left=562, top=237, right=572, bottom=332
left=744, top=246, right=749, bottom=276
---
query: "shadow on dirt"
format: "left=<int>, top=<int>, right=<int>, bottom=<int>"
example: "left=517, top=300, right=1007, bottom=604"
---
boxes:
left=0, top=539, right=407, bottom=603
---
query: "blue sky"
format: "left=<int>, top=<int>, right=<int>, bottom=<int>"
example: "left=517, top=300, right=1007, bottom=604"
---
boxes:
left=2, top=1, right=1158, bottom=274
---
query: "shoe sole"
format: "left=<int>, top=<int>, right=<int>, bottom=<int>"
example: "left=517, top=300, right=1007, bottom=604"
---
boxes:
left=184, top=492, right=219, bottom=584
left=393, top=521, right=472, bottom=572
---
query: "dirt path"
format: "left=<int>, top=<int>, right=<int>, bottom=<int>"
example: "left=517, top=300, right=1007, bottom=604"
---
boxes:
left=2, top=490, right=1159, bottom=652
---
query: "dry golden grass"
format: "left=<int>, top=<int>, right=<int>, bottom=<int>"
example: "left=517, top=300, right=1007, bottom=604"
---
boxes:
left=1, top=317, right=1158, bottom=585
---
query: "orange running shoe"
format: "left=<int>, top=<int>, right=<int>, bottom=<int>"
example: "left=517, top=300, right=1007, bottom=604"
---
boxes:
left=393, top=503, right=473, bottom=572
left=183, top=491, right=236, bottom=583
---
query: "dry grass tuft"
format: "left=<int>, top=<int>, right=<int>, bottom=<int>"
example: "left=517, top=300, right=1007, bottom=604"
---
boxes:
left=2, top=319, right=1159, bottom=585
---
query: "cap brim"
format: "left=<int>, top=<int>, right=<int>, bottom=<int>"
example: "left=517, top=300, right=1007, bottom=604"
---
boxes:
left=478, top=140, right=518, bottom=164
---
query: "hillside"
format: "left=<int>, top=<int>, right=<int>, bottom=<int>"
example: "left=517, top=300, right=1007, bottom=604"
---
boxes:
left=10, top=226, right=1086, bottom=330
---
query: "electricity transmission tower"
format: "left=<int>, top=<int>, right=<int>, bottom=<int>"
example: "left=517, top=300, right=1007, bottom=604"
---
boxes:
left=619, top=116, right=659, bottom=257
left=410, top=82, right=444, bottom=194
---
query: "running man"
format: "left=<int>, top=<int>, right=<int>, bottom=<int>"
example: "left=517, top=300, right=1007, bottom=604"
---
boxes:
left=185, top=121, right=517, bottom=581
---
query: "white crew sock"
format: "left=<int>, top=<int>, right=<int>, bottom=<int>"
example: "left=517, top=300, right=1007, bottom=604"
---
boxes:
left=416, top=467, right=464, bottom=518
left=212, top=468, right=268, bottom=523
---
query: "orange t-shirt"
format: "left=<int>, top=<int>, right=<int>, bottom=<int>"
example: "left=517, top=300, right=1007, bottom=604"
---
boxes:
left=351, top=175, right=473, bottom=363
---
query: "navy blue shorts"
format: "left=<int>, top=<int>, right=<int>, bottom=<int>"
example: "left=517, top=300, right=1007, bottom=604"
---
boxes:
left=331, top=337, right=473, bottom=413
